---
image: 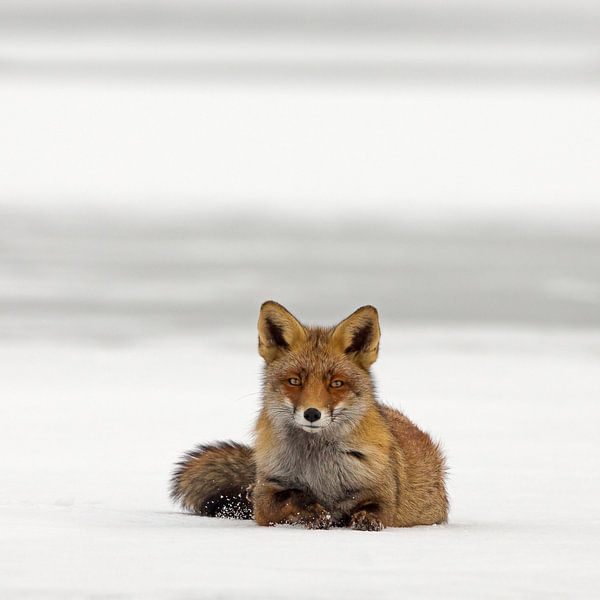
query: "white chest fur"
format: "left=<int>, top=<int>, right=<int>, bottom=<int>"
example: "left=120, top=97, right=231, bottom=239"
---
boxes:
left=261, top=431, right=371, bottom=509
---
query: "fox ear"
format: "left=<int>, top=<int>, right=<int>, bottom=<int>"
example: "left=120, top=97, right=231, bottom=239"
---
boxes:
left=331, top=305, right=381, bottom=369
left=258, top=301, right=307, bottom=363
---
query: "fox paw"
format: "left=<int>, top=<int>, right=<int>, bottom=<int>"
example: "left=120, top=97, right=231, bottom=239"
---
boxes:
left=289, top=504, right=332, bottom=530
left=305, top=505, right=333, bottom=530
left=350, top=510, right=384, bottom=532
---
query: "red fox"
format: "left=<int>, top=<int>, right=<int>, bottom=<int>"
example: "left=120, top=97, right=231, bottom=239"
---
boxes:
left=171, top=301, right=448, bottom=530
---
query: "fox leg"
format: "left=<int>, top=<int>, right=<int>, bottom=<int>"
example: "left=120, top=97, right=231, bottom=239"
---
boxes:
left=337, top=494, right=392, bottom=531
left=252, top=479, right=332, bottom=529
left=348, top=506, right=385, bottom=531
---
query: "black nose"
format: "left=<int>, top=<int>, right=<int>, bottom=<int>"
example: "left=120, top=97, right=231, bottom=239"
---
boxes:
left=304, top=408, right=321, bottom=423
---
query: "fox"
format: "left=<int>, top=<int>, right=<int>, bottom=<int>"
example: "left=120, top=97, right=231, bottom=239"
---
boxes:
left=171, top=301, right=448, bottom=530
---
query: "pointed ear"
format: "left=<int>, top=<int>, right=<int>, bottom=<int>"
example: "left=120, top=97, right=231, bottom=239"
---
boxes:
left=331, top=305, right=381, bottom=369
left=258, top=301, right=307, bottom=363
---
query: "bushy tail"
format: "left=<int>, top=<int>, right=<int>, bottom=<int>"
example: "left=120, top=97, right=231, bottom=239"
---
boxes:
left=171, top=441, right=256, bottom=519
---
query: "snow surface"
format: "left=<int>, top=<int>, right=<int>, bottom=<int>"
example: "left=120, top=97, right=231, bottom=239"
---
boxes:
left=2, top=327, right=600, bottom=598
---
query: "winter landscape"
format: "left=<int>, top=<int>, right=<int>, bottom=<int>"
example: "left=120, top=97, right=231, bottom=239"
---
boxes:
left=2, top=1, right=600, bottom=598
left=2, top=216, right=599, bottom=598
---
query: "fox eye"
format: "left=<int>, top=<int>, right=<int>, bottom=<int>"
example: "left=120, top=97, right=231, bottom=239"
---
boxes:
left=330, top=380, right=344, bottom=388
left=288, top=377, right=301, bottom=386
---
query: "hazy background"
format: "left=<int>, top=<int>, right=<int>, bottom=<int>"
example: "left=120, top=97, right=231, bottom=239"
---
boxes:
left=1, top=0, right=600, bottom=343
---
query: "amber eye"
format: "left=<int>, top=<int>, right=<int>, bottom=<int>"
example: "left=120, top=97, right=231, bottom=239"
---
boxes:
left=288, top=377, right=301, bottom=386
left=330, top=380, right=344, bottom=388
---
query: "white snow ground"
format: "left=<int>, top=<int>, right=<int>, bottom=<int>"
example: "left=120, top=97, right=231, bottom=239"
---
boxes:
left=2, top=327, right=600, bottom=598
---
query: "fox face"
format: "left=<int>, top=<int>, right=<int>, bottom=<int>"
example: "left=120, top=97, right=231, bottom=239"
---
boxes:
left=258, top=301, right=381, bottom=436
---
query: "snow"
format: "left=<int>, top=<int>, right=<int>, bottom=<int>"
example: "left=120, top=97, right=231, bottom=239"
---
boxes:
left=2, top=328, right=600, bottom=598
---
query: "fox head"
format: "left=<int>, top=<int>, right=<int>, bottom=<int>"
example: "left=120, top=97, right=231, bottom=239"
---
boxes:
left=258, top=301, right=380, bottom=436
